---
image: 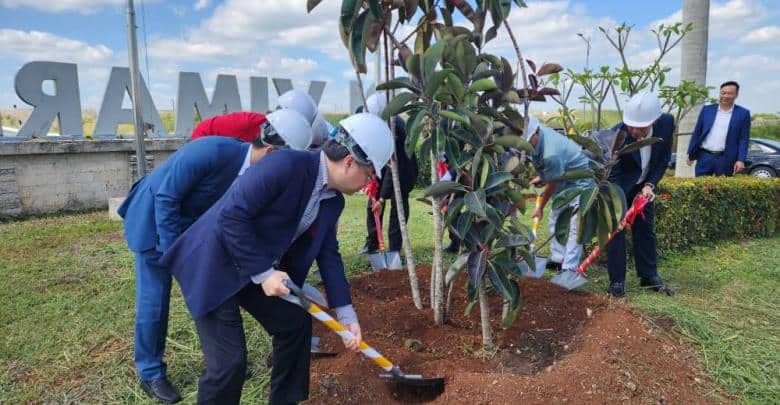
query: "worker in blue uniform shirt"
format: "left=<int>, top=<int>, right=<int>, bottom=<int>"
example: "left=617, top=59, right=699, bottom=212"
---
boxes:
left=160, top=113, right=396, bottom=405
left=526, top=115, right=596, bottom=280
left=607, top=91, right=674, bottom=297
left=118, top=109, right=312, bottom=403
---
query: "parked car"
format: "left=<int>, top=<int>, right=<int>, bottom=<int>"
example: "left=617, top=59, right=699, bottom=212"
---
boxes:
left=745, top=138, right=780, bottom=178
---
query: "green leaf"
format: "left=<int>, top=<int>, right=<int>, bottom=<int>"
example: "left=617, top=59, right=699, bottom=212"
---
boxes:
left=500, top=283, right=522, bottom=328
left=446, top=72, right=466, bottom=100
left=452, top=128, right=482, bottom=147
left=577, top=208, right=597, bottom=245
left=493, top=254, right=526, bottom=278
left=596, top=194, right=612, bottom=247
left=445, top=197, right=465, bottom=225
left=579, top=186, right=599, bottom=215
left=445, top=253, right=470, bottom=284
left=465, top=281, right=477, bottom=314
left=608, top=183, right=627, bottom=223
left=618, top=137, right=662, bottom=155
left=423, top=40, right=446, bottom=80
left=479, top=158, right=490, bottom=189
left=536, top=63, right=563, bottom=76
left=469, top=78, right=497, bottom=92
left=464, top=189, right=488, bottom=217
left=484, top=171, right=513, bottom=191
left=439, top=110, right=468, bottom=125
left=456, top=211, right=473, bottom=240
left=493, top=135, right=533, bottom=153
left=467, top=249, right=489, bottom=286
left=424, top=180, right=467, bottom=198
left=376, top=77, right=421, bottom=94
left=486, top=205, right=503, bottom=229
left=382, top=92, right=418, bottom=120
left=406, top=53, right=422, bottom=81
left=470, top=147, right=483, bottom=181
left=558, top=168, right=594, bottom=181
left=552, top=187, right=581, bottom=210
left=554, top=206, right=574, bottom=245
left=424, top=69, right=453, bottom=98
left=405, top=111, right=426, bottom=157
left=487, top=261, right=514, bottom=302
left=339, top=0, right=361, bottom=47
left=500, top=57, right=514, bottom=91
left=367, top=0, right=383, bottom=19
left=349, top=10, right=371, bottom=73
left=494, top=234, right=530, bottom=249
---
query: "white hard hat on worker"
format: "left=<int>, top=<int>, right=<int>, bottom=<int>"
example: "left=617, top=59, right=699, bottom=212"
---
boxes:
left=261, top=109, right=312, bottom=151
left=277, top=89, right=318, bottom=125
left=622, top=91, right=662, bottom=139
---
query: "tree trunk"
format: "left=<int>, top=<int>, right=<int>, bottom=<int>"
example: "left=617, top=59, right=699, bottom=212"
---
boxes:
left=384, top=29, right=423, bottom=310
left=676, top=0, right=710, bottom=178
left=478, top=283, right=494, bottom=350
left=430, top=151, right=445, bottom=324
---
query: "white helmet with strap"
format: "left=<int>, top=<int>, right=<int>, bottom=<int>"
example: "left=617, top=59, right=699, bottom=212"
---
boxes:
left=623, top=91, right=662, bottom=127
left=263, top=109, right=312, bottom=151
left=365, top=93, right=387, bottom=116
left=277, top=89, right=318, bottom=125
left=336, top=113, right=395, bottom=178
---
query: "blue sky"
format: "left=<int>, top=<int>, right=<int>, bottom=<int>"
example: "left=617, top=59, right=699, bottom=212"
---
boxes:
left=1, top=0, right=778, bottom=117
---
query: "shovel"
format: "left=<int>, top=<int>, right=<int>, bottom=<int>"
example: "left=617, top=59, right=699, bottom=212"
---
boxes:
left=517, top=195, right=549, bottom=278
left=284, top=280, right=445, bottom=402
left=551, top=195, right=653, bottom=290
left=367, top=197, right=402, bottom=271
left=300, top=284, right=339, bottom=358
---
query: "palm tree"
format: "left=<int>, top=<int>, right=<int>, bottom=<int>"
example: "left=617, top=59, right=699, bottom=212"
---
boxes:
left=676, top=0, right=710, bottom=177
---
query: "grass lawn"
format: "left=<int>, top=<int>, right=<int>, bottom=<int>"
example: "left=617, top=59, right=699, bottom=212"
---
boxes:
left=0, top=192, right=778, bottom=403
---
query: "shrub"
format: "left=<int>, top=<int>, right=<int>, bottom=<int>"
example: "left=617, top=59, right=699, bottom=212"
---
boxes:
left=654, top=176, right=780, bottom=255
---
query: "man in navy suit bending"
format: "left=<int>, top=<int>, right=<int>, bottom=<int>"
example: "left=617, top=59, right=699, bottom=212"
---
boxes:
left=687, top=81, right=751, bottom=176
left=118, top=109, right=311, bottom=403
left=160, top=113, right=395, bottom=405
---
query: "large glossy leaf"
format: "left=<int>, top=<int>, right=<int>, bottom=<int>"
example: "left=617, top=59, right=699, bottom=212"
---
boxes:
left=559, top=168, right=594, bottom=181
left=484, top=171, right=513, bottom=191
left=453, top=39, right=477, bottom=77
left=376, top=77, right=421, bottom=94
left=445, top=196, right=465, bottom=225
left=467, top=111, right=487, bottom=136
left=367, top=0, right=383, bottom=19
left=349, top=10, right=371, bottom=73
left=467, top=249, right=489, bottom=286
left=456, top=211, right=473, bottom=239
left=452, top=128, right=482, bottom=147
left=500, top=280, right=522, bottom=328
left=469, top=78, right=498, bottom=92
left=487, top=261, right=515, bottom=302
left=339, top=0, right=361, bottom=47
left=405, top=111, right=427, bottom=157
left=579, top=186, right=599, bottom=214
left=552, top=187, right=581, bottom=210
left=596, top=194, right=612, bottom=247
left=577, top=207, right=597, bottom=245
left=608, top=182, right=627, bottom=223
left=536, top=63, right=563, bottom=76
left=423, top=40, right=446, bottom=80
left=470, top=147, right=483, bottom=182
left=494, top=234, right=530, bottom=248
left=479, top=158, right=490, bottom=189
left=445, top=253, right=470, bottom=284
left=554, top=206, right=574, bottom=245
left=382, top=92, right=418, bottom=120
left=485, top=206, right=503, bottom=229
left=493, top=254, right=526, bottom=278
left=493, top=135, right=533, bottom=153
left=424, top=180, right=467, bottom=198
left=464, top=189, right=487, bottom=217
left=446, top=71, right=466, bottom=100
left=569, top=134, right=605, bottom=161
left=619, top=137, right=662, bottom=155
left=500, top=57, right=514, bottom=91
left=406, top=53, right=422, bottom=81
left=424, top=69, right=452, bottom=98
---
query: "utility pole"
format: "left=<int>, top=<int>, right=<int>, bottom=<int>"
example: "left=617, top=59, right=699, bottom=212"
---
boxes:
left=126, top=0, right=147, bottom=178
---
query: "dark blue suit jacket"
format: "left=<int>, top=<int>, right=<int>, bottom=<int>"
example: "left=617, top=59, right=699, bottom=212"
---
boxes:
left=687, top=104, right=751, bottom=164
left=118, top=137, right=249, bottom=253
left=610, top=113, right=674, bottom=193
left=160, top=150, right=350, bottom=318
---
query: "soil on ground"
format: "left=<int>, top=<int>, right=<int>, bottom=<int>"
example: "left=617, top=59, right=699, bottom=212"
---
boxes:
left=305, top=265, right=719, bottom=404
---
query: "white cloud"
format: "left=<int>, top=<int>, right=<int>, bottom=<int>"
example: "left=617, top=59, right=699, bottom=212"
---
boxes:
left=193, top=0, right=210, bottom=11
left=0, top=29, right=113, bottom=63
left=742, top=26, right=780, bottom=45
left=0, top=0, right=147, bottom=14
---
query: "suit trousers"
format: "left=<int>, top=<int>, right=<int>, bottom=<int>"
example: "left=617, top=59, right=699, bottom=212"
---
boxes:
left=193, top=283, right=312, bottom=405
left=695, top=151, right=734, bottom=177
left=365, top=191, right=410, bottom=252
left=606, top=185, right=659, bottom=284
left=134, top=249, right=171, bottom=381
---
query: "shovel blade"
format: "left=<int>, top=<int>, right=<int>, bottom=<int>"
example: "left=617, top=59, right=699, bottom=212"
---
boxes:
left=385, top=251, right=402, bottom=270
left=551, top=270, right=588, bottom=290
left=517, top=256, right=549, bottom=278
left=368, top=253, right=388, bottom=271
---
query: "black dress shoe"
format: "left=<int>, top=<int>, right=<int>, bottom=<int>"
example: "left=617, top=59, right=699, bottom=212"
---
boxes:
left=140, top=378, right=181, bottom=404
left=640, top=276, right=675, bottom=296
left=607, top=282, right=625, bottom=298
left=443, top=244, right=459, bottom=254
left=545, top=261, right=562, bottom=272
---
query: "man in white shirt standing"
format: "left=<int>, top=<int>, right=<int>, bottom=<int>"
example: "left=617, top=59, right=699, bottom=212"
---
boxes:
left=687, top=81, right=752, bottom=176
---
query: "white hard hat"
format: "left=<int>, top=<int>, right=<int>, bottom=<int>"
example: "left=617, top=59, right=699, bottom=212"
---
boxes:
left=264, top=109, right=313, bottom=151
left=623, top=91, right=662, bottom=127
left=337, top=113, right=395, bottom=178
left=311, top=112, right=333, bottom=147
left=524, top=115, right=540, bottom=140
left=365, top=93, right=387, bottom=116
left=277, top=89, right=318, bottom=125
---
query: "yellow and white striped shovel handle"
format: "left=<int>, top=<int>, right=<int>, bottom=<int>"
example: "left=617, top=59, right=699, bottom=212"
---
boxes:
left=305, top=301, right=395, bottom=373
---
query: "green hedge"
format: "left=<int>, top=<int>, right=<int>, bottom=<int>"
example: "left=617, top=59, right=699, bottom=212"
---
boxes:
left=654, top=176, right=780, bottom=255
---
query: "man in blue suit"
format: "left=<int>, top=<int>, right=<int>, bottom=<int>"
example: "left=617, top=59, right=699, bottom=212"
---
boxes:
left=118, top=109, right=312, bottom=403
left=160, top=113, right=395, bottom=405
left=687, top=81, right=751, bottom=176
left=607, top=92, right=673, bottom=298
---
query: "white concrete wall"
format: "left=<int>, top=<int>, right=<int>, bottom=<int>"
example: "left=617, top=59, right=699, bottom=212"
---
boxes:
left=0, top=138, right=185, bottom=216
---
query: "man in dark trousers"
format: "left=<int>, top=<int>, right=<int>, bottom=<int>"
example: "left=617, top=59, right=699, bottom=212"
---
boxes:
left=118, top=109, right=311, bottom=403
left=686, top=81, right=751, bottom=176
left=358, top=93, right=418, bottom=255
left=160, top=113, right=395, bottom=404
left=607, top=92, right=673, bottom=298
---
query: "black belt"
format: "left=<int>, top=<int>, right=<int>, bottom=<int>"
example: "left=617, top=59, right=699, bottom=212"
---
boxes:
left=701, top=149, right=724, bottom=156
